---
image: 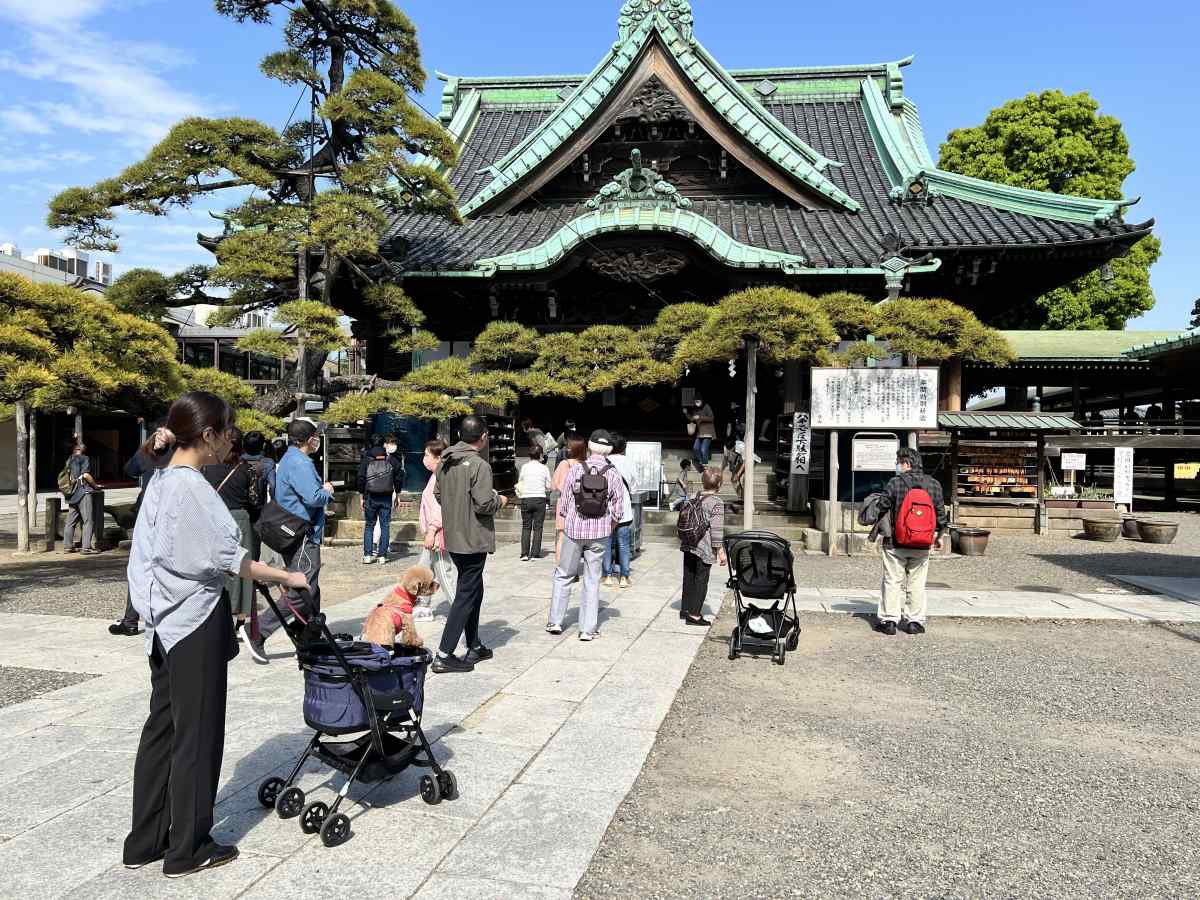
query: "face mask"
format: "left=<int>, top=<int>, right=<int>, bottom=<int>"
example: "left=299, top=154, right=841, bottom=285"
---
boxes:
left=895, top=465, right=905, bottom=475
left=385, top=444, right=397, bottom=455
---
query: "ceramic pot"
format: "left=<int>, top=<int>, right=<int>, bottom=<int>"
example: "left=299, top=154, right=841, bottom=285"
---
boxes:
left=1082, top=519, right=1121, bottom=542
left=952, top=527, right=991, bottom=556
left=1136, top=520, right=1179, bottom=545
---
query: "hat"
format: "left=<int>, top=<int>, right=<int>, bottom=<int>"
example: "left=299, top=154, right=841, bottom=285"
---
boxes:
left=589, top=429, right=614, bottom=449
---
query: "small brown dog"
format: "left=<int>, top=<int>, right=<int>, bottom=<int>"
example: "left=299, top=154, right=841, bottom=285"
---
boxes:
left=362, top=565, right=438, bottom=649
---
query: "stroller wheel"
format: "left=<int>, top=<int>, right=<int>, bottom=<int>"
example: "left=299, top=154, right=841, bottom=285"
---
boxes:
left=420, top=773, right=443, bottom=805
left=727, top=633, right=739, bottom=660
left=438, top=770, right=459, bottom=801
left=320, top=812, right=351, bottom=848
left=257, top=776, right=285, bottom=809
left=300, top=800, right=329, bottom=835
left=787, top=628, right=800, bottom=652
left=773, top=642, right=787, bottom=666
left=275, top=786, right=305, bottom=819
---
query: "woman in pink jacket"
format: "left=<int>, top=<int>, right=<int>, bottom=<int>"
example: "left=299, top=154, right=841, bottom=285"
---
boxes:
left=417, top=439, right=456, bottom=617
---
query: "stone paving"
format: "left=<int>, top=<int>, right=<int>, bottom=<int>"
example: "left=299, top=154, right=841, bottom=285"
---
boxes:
left=0, top=544, right=724, bottom=899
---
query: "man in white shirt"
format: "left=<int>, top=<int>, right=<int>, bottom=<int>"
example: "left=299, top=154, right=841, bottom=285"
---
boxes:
left=516, top=445, right=553, bottom=560
left=603, top=433, right=637, bottom=588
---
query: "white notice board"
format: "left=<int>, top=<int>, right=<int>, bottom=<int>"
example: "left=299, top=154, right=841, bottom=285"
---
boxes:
left=1113, top=447, right=1134, bottom=506
left=625, top=442, right=664, bottom=507
left=810, top=368, right=939, bottom=429
left=853, top=437, right=901, bottom=472
left=789, top=413, right=812, bottom=475
left=1061, top=452, right=1087, bottom=472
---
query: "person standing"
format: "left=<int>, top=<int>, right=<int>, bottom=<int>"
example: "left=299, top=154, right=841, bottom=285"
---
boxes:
left=109, top=428, right=175, bottom=637
left=62, top=441, right=100, bottom=554
left=123, top=391, right=304, bottom=878
left=417, top=439, right=456, bottom=620
left=357, top=433, right=403, bottom=565
left=689, top=396, right=716, bottom=466
left=873, top=447, right=948, bottom=636
left=551, top=432, right=587, bottom=562
left=602, top=433, right=635, bottom=589
left=201, top=428, right=258, bottom=644
left=679, top=467, right=727, bottom=627
left=432, top=416, right=508, bottom=673
left=516, top=445, right=552, bottom=561
left=245, top=420, right=335, bottom=663
left=241, top=431, right=276, bottom=504
left=547, top=430, right=625, bottom=641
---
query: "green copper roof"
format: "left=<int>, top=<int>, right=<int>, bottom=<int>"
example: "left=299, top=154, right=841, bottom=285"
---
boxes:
left=860, top=78, right=1140, bottom=227
left=939, top=411, right=1081, bottom=431
left=457, top=7, right=860, bottom=218
left=999, top=330, right=1182, bottom=360
left=1123, top=327, right=1200, bottom=359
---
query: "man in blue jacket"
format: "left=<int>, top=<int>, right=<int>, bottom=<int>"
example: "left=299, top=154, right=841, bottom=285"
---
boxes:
left=247, top=419, right=335, bottom=663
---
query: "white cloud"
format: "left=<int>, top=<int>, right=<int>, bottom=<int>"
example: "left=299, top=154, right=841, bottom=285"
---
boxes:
left=0, top=149, right=94, bottom=174
left=0, top=0, right=109, bottom=28
left=0, top=107, right=53, bottom=135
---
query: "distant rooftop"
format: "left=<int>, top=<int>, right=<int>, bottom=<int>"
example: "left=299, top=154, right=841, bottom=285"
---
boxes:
left=999, top=330, right=1183, bottom=361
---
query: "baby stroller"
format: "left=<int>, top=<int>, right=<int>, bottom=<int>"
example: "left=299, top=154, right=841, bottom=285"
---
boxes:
left=251, top=583, right=458, bottom=848
left=723, top=531, right=800, bottom=666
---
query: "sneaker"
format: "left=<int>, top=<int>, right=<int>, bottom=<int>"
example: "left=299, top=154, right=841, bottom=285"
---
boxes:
left=431, top=653, right=474, bottom=674
left=362, top=555, right=377, bottom=565
left=81, top=548, right=99, bottom=555
left=875, top=620, right=898, bottom=636
left=245, top=637, right=269, bottom=665
left=602, top=576, right=615, bottom=588
left=545, top=624, right=563, bottom=635
left=619, top=577, right=631, bottom=590
left=579, top=631, right=600, bottom=642
left=237, top=622, right=256, bottom=648
left=108, top=621, right=139, bottom=637
left=465, top=644, right=494, bottom=663
left=905, top=620, right=926, bottom=635
left=163, top=843, right=239, bottom=879
left=123, top=851, right=165, bottom=870
left=520, top=555, right=530, bottom=562
left=684, top=616, right=712, bottom=627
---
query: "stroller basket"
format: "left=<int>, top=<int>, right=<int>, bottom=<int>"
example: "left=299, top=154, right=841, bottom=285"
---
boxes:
left=302, top=644, right=431, bottom=736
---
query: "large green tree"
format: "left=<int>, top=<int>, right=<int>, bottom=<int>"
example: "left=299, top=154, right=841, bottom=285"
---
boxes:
left=48, top=0, right=458, bottom=326
left=939, top=89, right=1160, bottom=329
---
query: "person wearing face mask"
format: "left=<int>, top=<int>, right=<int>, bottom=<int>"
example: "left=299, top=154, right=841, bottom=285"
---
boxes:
left=123, top=391, right=307, bottom=879
left=357, top=433, right=405, bottom=565
left=689, top=395, right=716, bottom=466
left=416, top=439, right=456, bottom=620
left=246, top=419, right=335, bottom=663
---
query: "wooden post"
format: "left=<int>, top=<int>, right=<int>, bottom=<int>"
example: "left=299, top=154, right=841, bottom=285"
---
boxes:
left=27, top=407, right=37, bottom=531
left=950, top=429, right=960, bottom=525
left=743, top=338, right=758, bottom=533
left=1036, top=432, right=1046, bottom=536
left=295, top=336, right=307, bottom=420
left=1072, top=376, right=1082, bottom=422
left=15, top=400, right=30, bottom=553
left=44, top=497, right=61, bottom=552
left=826, top=430, right=840, bottom=556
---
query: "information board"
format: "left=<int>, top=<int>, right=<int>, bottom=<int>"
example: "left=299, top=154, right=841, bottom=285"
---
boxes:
left=625, top=442, right=664, bottom=508
left=789, top=412, right=812, bottom=475
left=1113, top=447, right=1134, bottom=506
left=810, top=368, right=939, bottom=429
left=853, top=437, right=901, bottom=472
left=1061, top=452, right=1087, bottom=471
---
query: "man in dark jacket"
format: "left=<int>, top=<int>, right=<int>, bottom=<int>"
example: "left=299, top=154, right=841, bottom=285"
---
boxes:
left=432, top=416, right=509, bottom=673
left=873, top=447, right=948, bottom=636
left=357, top=433, right=404, bottom=564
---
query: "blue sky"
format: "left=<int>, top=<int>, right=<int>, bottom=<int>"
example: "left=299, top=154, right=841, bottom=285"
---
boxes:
left=0, top=0, right=1195, bottom=329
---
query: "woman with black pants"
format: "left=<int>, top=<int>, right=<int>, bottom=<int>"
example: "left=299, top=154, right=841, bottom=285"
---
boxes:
left=516, top=445, right=552, bottom=560
left=123, top=392, right=304, bottom=879
left=680, top=467, right=727, bottom=627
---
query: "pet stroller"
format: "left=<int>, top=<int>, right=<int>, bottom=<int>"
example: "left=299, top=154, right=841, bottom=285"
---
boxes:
left=723, top=531, right=800, bottom=666
left=251, top=583, right=458, bottom=848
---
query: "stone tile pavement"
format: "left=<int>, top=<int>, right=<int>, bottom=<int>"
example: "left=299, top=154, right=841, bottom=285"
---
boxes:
left=0, top=544, right=725, bottom=899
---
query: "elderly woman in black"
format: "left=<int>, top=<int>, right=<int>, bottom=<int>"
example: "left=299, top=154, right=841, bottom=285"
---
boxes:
left=123, top=392, right=305, bottom=879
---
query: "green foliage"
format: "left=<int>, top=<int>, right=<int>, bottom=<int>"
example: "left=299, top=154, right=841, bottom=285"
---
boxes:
left=873, top=298, right=1015, bottom=365
left=274, top=300, right=346, bottom=352
left=817, top=291, right=877, bottom=341
left=235, top=408, right=286, bottom=436
left=938, top=89, right=1156, bottom=329
left=674, top=288, right=837, bottom=366
left=323, top=387, right=470, bottom=425
left=1191, top=299, right=1200, bottom=330
left=235, top=330, right=293, bottom=359
left=639, top=303, right=711, bottom=361
left=105, top=268, right=178, bottom=322
left=179, top=365, right=256, bottom=408
left=389, top=329, right=440, bottom=354
left=469, top=322, right=540, bottom=370
left=509, top=370, right=585, bottom=402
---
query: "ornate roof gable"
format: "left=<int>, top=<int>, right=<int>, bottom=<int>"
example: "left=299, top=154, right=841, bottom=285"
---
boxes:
left=458, top=1, right=860, bottom=218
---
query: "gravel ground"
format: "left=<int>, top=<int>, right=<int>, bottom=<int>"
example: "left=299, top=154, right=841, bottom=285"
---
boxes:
left=0, top=666, right=94, bottom=709
left=0, top=544, right=420, bottom=619
left=577, top=612, right=1200, bottom=899
left=795, top=510, right=1200, bottom=592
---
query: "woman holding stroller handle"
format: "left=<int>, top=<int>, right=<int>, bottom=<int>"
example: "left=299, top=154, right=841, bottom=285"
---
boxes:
left=123, top=392, right=306, bottom=880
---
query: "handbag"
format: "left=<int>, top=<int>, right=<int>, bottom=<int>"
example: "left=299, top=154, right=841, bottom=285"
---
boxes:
left=254, top=500, right=312, bottom=556
left=686, top=422, right=697, bottom=437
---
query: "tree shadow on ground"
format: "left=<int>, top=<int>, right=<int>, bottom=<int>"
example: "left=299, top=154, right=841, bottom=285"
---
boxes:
left=1034, top=551, right=1200, bottom=585
left=0, top=553, right=127, bottom=598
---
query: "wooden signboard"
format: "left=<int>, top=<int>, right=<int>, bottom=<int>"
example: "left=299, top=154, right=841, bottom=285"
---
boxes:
left=810, top=368, right=939, bottom=430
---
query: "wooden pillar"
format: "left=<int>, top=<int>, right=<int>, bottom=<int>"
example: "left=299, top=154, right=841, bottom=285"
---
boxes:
left=43, top=497, right=61, bottom=552
left=743, top=338, right=758, bottom=533
left=27, top=407, right=37, bottom=531
left=1072, top=376, right=1082, bottom=422
left=1164, top=450, right=1176, bottom=506
left=950, top=430, right=960, bottom=525
left=1035, top=433, right=1046, bottom=536
left=826, top=430, right=840, bottom=556
left=941, top=358, right=963, bottom=412
left=1164, top=386, right=1176, bottom=435
left=15, top=400, right=30, bottom=553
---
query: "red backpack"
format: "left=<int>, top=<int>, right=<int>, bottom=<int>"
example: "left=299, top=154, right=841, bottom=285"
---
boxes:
left=894, top=484, right=937, bottom=549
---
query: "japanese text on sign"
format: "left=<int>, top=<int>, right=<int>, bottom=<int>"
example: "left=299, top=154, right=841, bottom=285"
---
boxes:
left=810, top=368, right=939, bottom=429
left=1061, top=452, right=1087, bottom=472
left=790, top=413, right=811, bottom=475
left=1113, top=447, right=1134, bottom=506
left=853, top=437, right=901, bottom=472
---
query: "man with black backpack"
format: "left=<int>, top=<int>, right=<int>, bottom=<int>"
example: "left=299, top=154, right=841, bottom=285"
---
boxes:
left=873, top=447, right=948, bottom=636
left=358, top=433, right=404, bottom=565
left=547, top=429, right=625, bottom=642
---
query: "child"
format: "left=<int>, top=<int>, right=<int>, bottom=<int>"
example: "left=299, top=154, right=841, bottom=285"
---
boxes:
left=722, top=439, right=745, bottom=510
left=362, top=565, right=438, bottom=649
left=669, top=458, right=693, bottom=511
left=678, top=467, right=727, bottom=627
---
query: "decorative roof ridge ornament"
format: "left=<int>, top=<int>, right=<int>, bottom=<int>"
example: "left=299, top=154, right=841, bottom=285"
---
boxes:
left=619, top=0, right=694, bottom=43
left=586, top=148, right=693, bottom=210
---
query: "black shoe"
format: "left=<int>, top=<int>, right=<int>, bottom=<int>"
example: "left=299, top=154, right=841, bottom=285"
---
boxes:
left=123, top=850, right=165, bottom=870
left=876, top=620, right=897, bottom=636
left=684, top=616, right=712, bottom=627
left=163, top=843, right=238, bottom=878
left=904, top=620, right=926, bottom=635
left=431, top=653, right=475, bottom=674
left=108, top=621, right=139, bottom=636
left=465, top=644, right=493, bottom=663
left=245, top=638, right=269, bottom=665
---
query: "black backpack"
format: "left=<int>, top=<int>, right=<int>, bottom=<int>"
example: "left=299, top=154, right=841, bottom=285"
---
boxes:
left=677, top=495, right=711, bottom=549
left=365, top=456, right=394, bottom=494
left=246, top=460, right=265, bottom=509
left=573, top=462, right=613, bottom=518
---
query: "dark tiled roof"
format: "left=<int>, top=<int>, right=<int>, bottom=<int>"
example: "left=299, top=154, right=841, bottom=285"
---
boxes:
left=387, top=99, right=1146, bottom=271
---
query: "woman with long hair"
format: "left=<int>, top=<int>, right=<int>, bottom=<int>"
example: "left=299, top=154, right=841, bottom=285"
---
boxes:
left=551, top=431, right=588, bottom=562
left=201, top=426, right=258, bottom=642
left=417, top=438, right=457, bottom=617
left=123, top=392, right=306, bottom=879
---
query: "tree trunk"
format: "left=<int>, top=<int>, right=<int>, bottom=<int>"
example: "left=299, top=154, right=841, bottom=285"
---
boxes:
left=74, top=410, right=83, bottom=444
left=27, top=408, right=37, bottom=531
left=15, top=400, right=30, bottom=553
left=295, top=336, right=307, bottom=420
left=743, top=338, right=758, bottom=533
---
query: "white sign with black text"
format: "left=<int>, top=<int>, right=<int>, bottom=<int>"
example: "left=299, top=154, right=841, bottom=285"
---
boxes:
left=853, top=437, right=901, bottom=472
left=789, top=413, right=812, bottom=476
left=1061, top=452, right=1087, bottom=472
left=1113, top=447, right=1134, bottom=506
left=810, top=368, right=939, bottom=429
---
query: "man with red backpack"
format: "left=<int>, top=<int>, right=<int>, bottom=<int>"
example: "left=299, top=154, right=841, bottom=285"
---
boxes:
left=874, top=447, right=948, bottom=636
